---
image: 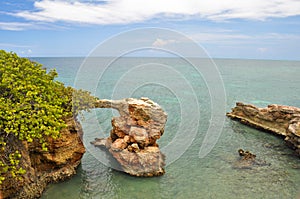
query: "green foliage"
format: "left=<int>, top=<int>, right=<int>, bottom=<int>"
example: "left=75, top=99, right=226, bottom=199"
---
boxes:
left=0, top=50, right=69, bottom=143
left=0, top=50, right=98, bottom=184
left=0, top=150, right=25, bottom=184
left=66, top=87, right=99, bottom=116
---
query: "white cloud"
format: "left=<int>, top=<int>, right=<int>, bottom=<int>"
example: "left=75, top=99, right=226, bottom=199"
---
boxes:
left=257, top=47, right=267, bottom=53
left=0, top=21, right=66, bottom=31
left=188, top=31, right=300, bottom=46
left=21, top=49, right=33, bottom=55
left=152, top=38, right=177, bottom=47
left=12, top=0, right=300, bottom=25
left=190, top=32, right=251, bottom=43
left=0, top=43, right=32, bottom=48
left=0, top=22, right=34, bottom=31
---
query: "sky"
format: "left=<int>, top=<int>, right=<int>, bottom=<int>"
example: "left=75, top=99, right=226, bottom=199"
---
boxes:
left=1, top=0, right=300, bottom=60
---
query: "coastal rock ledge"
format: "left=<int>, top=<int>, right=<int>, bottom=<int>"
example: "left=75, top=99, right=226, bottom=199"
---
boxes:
left=91, top=97, right=167, bottom=177
left=1, top=117, right=85, bottom=199
left=227, top=102, right=300, bottom=157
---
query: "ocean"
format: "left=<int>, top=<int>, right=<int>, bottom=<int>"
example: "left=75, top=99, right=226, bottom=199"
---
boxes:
left=31, top=57, right=300, bottom=199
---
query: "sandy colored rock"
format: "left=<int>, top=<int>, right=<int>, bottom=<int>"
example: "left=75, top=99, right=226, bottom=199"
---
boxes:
left=227, top=102, right=300, bottom=157
left=111, top=146, right=165, bottom=177
left=1, top=117, right=85, bottom=199
left=129, top=126, right=149, bottom=147
left=92, top=97, right=167, bottom=176
left=111, top=138, right=128, bottom=151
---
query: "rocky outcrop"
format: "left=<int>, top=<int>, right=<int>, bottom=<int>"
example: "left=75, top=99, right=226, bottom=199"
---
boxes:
left=232, top=149, right=270, bottom=169
left=92, top=97, right=167, bottom=177
left=1, top=117, right=85, bottom=199
left=227, top=102, right=300, bottom=157
left=238, top=149, right=256, bottom=160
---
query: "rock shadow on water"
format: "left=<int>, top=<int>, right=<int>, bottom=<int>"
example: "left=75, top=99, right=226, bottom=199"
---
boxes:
left=90, top=140, right=124, bottom=172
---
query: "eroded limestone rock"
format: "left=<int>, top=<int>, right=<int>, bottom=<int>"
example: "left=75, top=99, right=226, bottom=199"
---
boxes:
left=92, top=97, right=167, bottom=177
left=1, top=117, right=85, bottom=199
left=227, top=102, right=300, bottom=157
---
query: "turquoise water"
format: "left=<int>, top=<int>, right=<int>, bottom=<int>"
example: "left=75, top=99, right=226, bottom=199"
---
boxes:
left=32, top=57, right=300, bottom=199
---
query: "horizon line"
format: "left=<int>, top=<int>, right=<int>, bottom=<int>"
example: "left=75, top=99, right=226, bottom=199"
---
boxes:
left=28, top=56, right=300, bottom=62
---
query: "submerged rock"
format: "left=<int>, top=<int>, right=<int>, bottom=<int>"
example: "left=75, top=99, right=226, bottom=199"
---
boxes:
left=92, top=97, right=167, bottom=177
left=238, top=149, right=256, bottom=160
left=233, top=149, right=270, bottom=169
left=227, top=102, right=300, bottom=157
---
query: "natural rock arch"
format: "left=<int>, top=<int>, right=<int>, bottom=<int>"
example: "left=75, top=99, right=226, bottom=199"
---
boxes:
left=92, top=97, right=167, bottom=177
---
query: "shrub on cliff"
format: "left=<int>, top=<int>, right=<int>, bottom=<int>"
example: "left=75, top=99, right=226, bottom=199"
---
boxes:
left=0, top=50, right=97, bottom=184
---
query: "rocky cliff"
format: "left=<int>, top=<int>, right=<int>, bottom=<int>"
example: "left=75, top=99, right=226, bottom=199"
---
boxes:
left=227, top=102, right=300, bottom=157
left=1, top=117, right=85, bottom=198
left=92, top=97, right=167, bottom=177
left=1, top=97, right=168, bottom=198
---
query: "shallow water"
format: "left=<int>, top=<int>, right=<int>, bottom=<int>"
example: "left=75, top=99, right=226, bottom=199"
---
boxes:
left=32, top=57, right=300, bottom=199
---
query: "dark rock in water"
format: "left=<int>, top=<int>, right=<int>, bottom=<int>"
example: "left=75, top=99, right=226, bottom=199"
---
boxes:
left=238, top=149, right=256, bottom=160
left=92, top=97, right=167, bottom=177
left=227, top=102, right=300, bottom=157
left=233, top=149, right=270, bottom=169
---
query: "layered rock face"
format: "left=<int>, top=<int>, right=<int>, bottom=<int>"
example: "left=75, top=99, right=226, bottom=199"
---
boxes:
left=1, top=117, right=85, bottom=198
left=92, top=97, right=167, bottom=177
left=227, top=102, right=300, bottom=157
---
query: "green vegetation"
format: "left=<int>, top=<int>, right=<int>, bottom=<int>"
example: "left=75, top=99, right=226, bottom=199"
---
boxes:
left=0, top=50, right=98, bottom=184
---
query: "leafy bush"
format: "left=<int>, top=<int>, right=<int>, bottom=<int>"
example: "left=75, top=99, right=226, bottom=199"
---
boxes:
left=0, top=50, right=98, bottom=184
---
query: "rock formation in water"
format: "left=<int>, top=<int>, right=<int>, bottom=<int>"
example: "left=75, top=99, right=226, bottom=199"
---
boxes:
left=238, top=149, right=256, bottom=160
left=227, top=102, right=300, bottom=157
left=1, top=117, right=85, bottom=198
left=232, top=149, right=270, bottom=169
left=1, top=97, right=167, bottom=198
left=91, top=97, right=167, bottom=177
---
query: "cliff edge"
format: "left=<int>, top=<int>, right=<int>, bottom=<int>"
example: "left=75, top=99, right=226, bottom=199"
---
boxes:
left=227, top=102, right=300, bottom=157
left=1, top=117, right=85, bottom=198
